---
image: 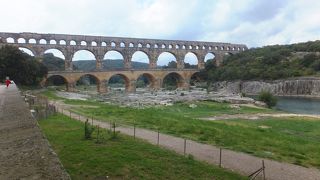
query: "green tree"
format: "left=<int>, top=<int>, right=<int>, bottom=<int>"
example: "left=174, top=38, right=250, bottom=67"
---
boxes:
left=0, top=45, right=48, bottom=86
left=42, top=53, right=78, bottom=71
left=163, top=60, right=177, bottom=68
left=203, top=40, right=320, bottom=82
left=258, top=91, right=277, bottom=108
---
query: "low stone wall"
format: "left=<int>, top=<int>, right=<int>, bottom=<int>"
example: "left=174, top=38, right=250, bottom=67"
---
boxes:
left=211, top=77, right=320, bottom=97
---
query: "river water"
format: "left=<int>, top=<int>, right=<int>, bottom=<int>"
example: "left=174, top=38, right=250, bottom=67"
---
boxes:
left=249, top=95, right=320, bottom=115
left=274, top=96, right=320, bottom=115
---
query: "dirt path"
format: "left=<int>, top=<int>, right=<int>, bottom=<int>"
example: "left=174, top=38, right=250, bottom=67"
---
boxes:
left=0, top=85, right=70, bottom=179
left=52, top=102, right=320, bottom=180
left=200, top=113, right=320, bottom=121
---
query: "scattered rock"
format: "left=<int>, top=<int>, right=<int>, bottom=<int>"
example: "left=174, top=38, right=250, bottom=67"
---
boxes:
left=254, top=101, right=267, bottom=107
left=54, top=87, right=258, bottom=109
left=258, top=125, right=271, bottom=129
left=229, top=104, right=240, bottom=109
left=189, top=104, right=197, bottom=108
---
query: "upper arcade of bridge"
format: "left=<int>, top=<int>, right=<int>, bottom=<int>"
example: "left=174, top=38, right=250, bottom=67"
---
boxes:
left=0, top=32, right=247, bottom=70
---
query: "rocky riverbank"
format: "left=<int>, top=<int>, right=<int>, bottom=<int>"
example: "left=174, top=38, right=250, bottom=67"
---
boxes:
left=51, top=88, right=265, bottom=108
left=211, top=77, right=320, bottom=97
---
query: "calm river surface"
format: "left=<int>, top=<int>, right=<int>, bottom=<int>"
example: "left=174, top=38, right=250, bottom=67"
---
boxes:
left=274, top=96, right=320, bottom=115
left=250, top=96, right=320, bottom=114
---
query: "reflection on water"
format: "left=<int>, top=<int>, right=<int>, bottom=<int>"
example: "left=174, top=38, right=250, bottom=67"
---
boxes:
left=275, top=96, right=320, bottom=115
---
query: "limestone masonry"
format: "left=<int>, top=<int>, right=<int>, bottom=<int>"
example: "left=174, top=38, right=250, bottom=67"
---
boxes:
left=0, top=32, right=248, bottom=92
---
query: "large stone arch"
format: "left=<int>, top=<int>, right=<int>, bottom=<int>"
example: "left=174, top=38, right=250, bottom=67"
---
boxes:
left=136, top=72, right=157, bottom=89
left=72, top=49, right=97, bottom=71
left=46, top=74, right=69, bottom=82
left=204, top=52, right=216, bottom=62
left=74, top=73, right=100, bottom=84
left=104, top=49, right=124, bottom=58
left=157, top=51, right=178, bottom=68
left=104, top=50, right=125, bottom=69
left=43, top=48, right=66, bottom=60
left=131, top=51, right=150, bottom=69
left=189, top=72, right=206, bottom=87
left=162, top=72, right=186, bottom=89
left=107, top=73, right=131, bottom=92
left=184, top=52, right=199, bottom=69
left=74, top=73, right=103, bottom=93
left=44, top=74, right=70, bottom=91
left=73, top=49, right=97, bottom=61
left=203, top=51, right=226, bottom=67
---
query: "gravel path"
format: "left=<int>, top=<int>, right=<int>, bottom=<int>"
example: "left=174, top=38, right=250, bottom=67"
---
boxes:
left=54, top=101, right=320, bottom=180
left=200, top=113, right=320, bottom=121
left=0, top=85, right=70, bottom=179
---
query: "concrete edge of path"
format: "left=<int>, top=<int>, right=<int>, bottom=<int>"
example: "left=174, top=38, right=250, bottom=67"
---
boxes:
left=0, top=85, right=70, bottom=179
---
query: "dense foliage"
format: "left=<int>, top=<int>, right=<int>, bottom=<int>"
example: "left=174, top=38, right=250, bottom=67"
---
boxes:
left=42, top=53, right=67, bottom=71
left=42, top=55, right=149, bottom=71
left=258, top=91, right=277, bottom=108
left=73, top=60, right=149, bottom=71
left=205, top=40, right=320, bottom=81
left=0, top=45, right=47, bottom=85
left=162, top=60, right=197, bottom=69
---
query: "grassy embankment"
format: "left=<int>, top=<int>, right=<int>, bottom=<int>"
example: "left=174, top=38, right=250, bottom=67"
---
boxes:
left=42, top=89, right=320, bottom=168
left=39, top=114, right=245, bottom=179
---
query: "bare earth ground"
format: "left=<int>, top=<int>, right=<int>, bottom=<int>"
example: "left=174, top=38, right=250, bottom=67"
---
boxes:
left=53, top=101, right=320, bottom=180
left=200, top=113, right=320, bottom=121
left=0, top=85, right=70, bottom=179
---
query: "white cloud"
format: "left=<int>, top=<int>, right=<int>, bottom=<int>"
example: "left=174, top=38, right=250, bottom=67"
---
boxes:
left=1, top=0, right=320, bottom=61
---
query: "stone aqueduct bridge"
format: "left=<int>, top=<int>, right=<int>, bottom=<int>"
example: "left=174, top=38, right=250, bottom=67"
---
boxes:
left=47, top=69, right=200, bottom=93
left=0, top=32, right=247, bottom=92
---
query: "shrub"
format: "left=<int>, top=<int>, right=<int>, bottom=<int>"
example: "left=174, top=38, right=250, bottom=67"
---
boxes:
left=84, top=119, right=95, bottom=139
left=258, top=91, right=277, bottom=108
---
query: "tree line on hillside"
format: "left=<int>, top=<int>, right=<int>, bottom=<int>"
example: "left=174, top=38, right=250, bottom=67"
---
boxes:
left=0, top=45, right=47, bottom=86
left=42, top=53, right=78, bottom=71
left=203, top=40, right=320, bottom=81
left=162, top=60, right=198, bottom=69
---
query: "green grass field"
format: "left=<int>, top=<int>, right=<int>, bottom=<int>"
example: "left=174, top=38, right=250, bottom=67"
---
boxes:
left=39, top=114, right=245, bottom=179
left=68, top=101, right=320, bottom=168
left=41, top=90, right=320, bottom=168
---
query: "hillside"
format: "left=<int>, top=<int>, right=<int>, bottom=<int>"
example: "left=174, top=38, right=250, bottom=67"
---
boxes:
left=41, top=54, right=148, bottom=71
left=205, top=40, right=320, bottom=81
left=73, top=60, right=149, bottom=71
left=41, top=53, right=68, bottom=71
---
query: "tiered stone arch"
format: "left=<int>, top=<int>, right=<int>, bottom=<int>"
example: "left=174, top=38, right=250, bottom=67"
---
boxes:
left=1, top=32, right=247, bottom=93
left=44, top=70, right=198, bottom=93
left=0, top=32, right=247, bottom=71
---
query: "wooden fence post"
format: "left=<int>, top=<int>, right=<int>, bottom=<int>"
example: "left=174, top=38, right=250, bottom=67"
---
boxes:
left=219, top=148, right=222, bottom=167
left=184, top=139, right=187, bottom=156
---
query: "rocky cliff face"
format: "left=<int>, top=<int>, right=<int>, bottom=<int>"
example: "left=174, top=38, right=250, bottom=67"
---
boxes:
left=211, top=77, right=320, bottom=97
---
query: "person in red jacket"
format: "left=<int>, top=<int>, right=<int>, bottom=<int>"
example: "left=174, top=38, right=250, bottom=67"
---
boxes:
left=5, top=79, right=11, bottom=88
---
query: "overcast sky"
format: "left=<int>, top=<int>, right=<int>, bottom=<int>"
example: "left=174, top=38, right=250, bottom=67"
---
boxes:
left=1, top=0, right=320, bottom=64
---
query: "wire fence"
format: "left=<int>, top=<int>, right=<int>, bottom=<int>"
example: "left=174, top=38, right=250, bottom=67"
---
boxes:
left=25, top=93, right=266, bottom=180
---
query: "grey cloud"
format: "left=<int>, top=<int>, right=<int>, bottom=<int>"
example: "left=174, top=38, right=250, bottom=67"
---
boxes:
left=240, top=0, right=289, bottom=23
